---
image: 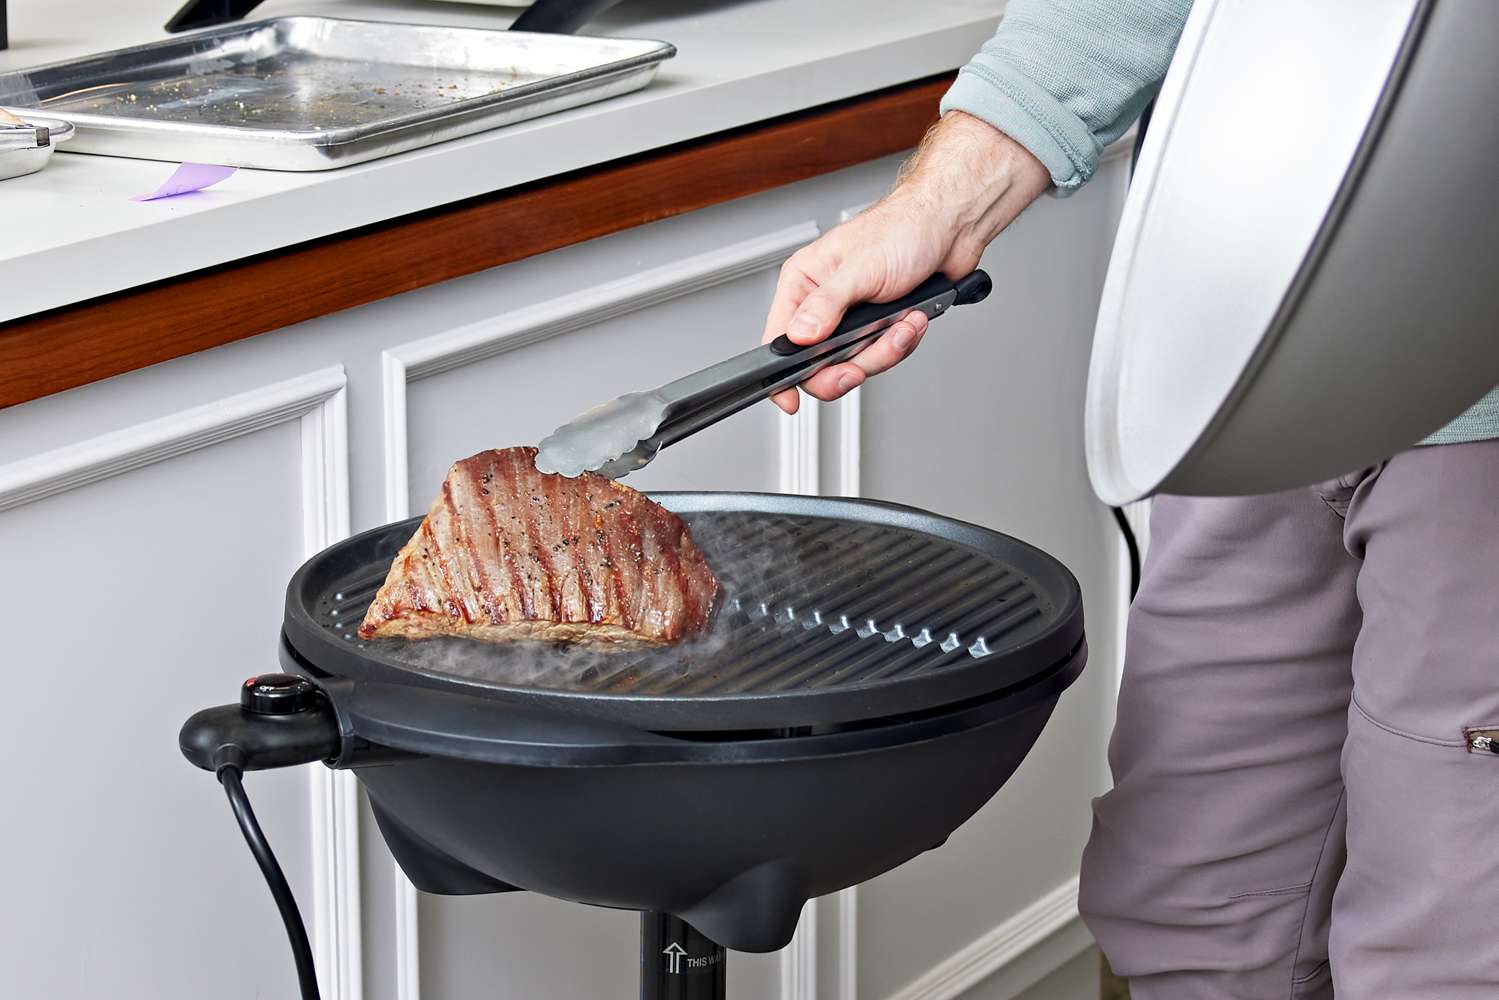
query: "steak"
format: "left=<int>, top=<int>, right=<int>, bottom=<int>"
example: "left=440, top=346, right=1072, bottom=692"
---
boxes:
left=358, top=447, right=719, bottom=644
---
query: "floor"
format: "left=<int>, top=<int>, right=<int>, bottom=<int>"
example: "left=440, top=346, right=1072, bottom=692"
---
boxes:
left=1100, top=953, right=1130, bottom=999
left=1013, top=948, right=1100, bottom=999
left=1009, top=946, right=1131, bottom=1000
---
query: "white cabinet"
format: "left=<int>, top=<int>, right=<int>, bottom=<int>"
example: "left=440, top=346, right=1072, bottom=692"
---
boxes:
left=0, top=371, right=352, bottom=1000
left=0, top=150, right=1127, bottom=1000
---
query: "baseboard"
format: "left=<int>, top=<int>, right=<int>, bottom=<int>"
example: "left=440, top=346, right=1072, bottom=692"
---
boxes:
left=883, top=878, right=1091, bottom=1000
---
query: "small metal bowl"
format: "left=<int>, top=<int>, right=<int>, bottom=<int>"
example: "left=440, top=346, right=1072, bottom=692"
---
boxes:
left=0, top=112, right=75, bottom=181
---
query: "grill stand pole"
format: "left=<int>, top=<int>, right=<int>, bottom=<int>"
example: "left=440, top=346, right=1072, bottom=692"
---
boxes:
left=641, top=912, right=727, bottom=1000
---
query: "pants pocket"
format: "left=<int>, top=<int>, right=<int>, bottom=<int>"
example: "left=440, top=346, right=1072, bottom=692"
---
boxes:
left=1309, top=464, right=1383, bottom=519
left=1332, top=706, right=1499, bottom=997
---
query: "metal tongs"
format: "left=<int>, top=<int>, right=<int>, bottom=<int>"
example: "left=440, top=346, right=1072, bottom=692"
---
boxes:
left=535, top=269, right=993, bottom=479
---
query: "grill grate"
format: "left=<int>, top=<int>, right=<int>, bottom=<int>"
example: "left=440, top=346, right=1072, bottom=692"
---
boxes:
left=312, top=511, right=1055, bottom=699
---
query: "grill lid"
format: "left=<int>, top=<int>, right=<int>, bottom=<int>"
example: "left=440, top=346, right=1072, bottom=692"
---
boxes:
left=282, top=493, right=1083, bottom=732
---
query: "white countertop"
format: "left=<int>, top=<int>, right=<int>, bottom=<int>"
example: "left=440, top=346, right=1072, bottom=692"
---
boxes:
left=0, top=0, right=1001, bottom=323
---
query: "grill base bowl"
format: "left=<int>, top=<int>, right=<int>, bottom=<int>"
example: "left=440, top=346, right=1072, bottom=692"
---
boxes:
left=350, top=677, right=1070, bottom=952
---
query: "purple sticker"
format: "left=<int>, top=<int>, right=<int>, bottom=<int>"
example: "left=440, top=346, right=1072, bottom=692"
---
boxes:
left=132, top=162, right=238, bottom=202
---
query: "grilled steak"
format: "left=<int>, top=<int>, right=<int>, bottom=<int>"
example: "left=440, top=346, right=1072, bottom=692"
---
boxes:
left=358, top=447, right=718, bottom=644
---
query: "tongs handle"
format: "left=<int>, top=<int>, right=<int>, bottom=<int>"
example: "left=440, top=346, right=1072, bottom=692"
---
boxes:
left=652, top=269, right=992, bottom=448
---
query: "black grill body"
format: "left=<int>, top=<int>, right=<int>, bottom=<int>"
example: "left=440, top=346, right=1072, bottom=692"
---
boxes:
left=338, top=676, right=1074, bottom=952
left=224, top=493, right=1084, bottom=953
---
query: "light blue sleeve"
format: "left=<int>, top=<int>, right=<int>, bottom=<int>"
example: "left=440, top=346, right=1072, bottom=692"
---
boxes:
left=940, top=0, right=1194, bottom=193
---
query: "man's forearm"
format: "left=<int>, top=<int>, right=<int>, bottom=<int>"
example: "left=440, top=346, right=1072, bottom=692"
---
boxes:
left=889, top=111, right=1052, bottom=263
left=942, top=0, right=1190, bottom=192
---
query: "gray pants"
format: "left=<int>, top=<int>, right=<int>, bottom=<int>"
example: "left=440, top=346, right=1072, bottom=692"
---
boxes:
left=1078, top=440, right=1499, bottom=998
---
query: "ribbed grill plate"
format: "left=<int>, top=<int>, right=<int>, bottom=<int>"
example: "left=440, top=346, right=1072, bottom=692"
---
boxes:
left=285, top=493, right=1083, bottom=731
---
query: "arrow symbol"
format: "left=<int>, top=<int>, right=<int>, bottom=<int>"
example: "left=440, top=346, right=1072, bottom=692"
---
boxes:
left=662, top=942, right=687, bottom=974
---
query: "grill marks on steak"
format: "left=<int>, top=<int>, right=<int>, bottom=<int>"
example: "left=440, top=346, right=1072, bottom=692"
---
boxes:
left=358, top=447, right=718, bottom=644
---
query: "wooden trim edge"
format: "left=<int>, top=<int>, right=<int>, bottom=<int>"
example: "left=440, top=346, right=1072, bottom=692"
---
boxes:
left=0, top=73, right=951, bottom=409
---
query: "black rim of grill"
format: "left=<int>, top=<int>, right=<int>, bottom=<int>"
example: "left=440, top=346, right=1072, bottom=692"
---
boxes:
left=282, top=493, right=1084, bottom=731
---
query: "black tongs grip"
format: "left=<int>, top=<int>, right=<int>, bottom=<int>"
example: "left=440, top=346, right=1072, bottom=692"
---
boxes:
left=650, top=270, right=992, bottom=448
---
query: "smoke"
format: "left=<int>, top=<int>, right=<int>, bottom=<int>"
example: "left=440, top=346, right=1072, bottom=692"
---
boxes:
left=379, top=609, right=739, bottom=693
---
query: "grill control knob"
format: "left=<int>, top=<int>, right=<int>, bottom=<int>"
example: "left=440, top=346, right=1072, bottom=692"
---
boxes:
left=241, top=673, right=322, bottom=715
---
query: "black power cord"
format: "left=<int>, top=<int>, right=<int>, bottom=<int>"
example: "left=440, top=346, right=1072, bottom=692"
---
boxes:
left=1111, top=506, right=1142, bottom=602
left=218, top=765, right=322, bottom=1000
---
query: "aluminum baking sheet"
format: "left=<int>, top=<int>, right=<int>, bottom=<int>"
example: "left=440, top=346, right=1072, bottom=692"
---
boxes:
left=0, top=17, right=675, bottom=171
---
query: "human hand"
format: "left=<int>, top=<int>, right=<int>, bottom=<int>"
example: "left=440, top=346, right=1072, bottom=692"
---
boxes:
left=761, top=111, right=1050, bottom=413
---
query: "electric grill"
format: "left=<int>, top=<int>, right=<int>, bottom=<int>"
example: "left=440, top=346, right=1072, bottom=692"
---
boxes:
left=181, top=492, right=1085, bottom=999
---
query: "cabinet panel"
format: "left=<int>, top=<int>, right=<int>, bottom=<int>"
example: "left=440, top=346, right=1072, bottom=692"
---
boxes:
left=402, top=263, right=793, bottom=509
left=420, top=896, right=783, bottom=1000
left=396, top=246, right=800, bottom=1000
left=0, top=426, right=319, bottom=1000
